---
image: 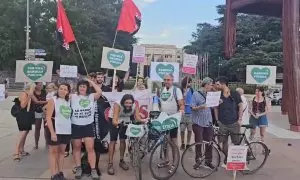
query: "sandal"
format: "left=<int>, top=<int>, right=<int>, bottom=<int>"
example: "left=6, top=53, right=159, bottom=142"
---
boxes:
left=119, top=160, right=129, bottom=171
left=168, top=165, right=176, bottom=174
left=64, top=152, right=69, bottom=158
left=107, top=163, right=115, bottom=175
left=13, top=154, right=21, bottom=162
left=157, top=161, right=170, bottom=168
left=20, top=151, right=30, bottom=157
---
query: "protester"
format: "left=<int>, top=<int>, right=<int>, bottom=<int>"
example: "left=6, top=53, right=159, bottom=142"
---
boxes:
left=249, top=87, right=270, bottom=142
left=236, top=88, right=249, bottom=127
left=191, top=77, right=214, bottom=170
left=133, top=76, right=144, bottom=90
left=158, top=74, right=184, bottom=173
left=110, top=76, right=124, bottom=92
left=95, top=72, right=112, bottom=92
left=180, top=77, right=193, bottom=150
left=214, top=76, right=243, bottom=166
left=71, top=79, right=102, bottom=180
left=13, top=84, right=35, bottom=161
left=137, top=83, right=147, bottom=91
left=107, top=94, right=147, bottom=175
left=45, top=83, right=72, bottom=180
left=31, top=82, right=47, bottom=149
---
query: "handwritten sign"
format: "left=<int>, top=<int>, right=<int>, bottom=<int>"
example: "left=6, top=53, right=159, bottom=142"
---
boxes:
left=226, top=145, right=248, bottom=171
left=182, top=54, right=198, bottom=74
left=0, top=84, right=5, bottom=101
left=205, top=91, right=221, bottom=107
left=59, top=65, right=78, bottom=78
left=132, top=45, right=145, bottom=63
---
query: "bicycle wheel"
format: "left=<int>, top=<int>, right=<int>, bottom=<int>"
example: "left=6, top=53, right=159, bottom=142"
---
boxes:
left=149, top=136, right=180, bottom=180
left=130, top=139, right=142, bottom=180
left=241, top=141, right=270, bottom=175
left=181, top=142, right=220, bottom=178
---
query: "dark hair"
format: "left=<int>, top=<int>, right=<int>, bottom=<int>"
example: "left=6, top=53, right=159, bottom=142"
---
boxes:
left=216, top=76, right=229, bottom=86
left=256, top=86, right=265, bottom=97
left=181, top=77, right=192, bottom=90
left=120, top=94, right=135, bottom=106
left=89, top=72, right=96, bottom=78
left=110, top=76, right=124, bottom=92
left=96, top=72, right=104, bottom=76
left=56, top=83, right=71, bottom=101
left=77, top=80, right=91, bottom=95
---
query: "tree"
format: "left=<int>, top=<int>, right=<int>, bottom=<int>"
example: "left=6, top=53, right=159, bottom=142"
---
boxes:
left=0, top=0, right=136, bottom=74
left=184, top=5, right=282, bottom=81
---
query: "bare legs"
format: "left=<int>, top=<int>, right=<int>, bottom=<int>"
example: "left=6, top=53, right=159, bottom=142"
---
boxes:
left=15, top=131, right=29, bottom=155
left=72, top=138, right=96, bottom=168
left=48, top=144, right=67, bottom=177
left=250, top=126, right=267, bottom=142
left=34, top=119, right=42, bottom=149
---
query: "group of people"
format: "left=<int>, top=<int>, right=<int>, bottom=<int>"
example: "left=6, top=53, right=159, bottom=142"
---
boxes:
left=11, top=71, right=270, bottom=180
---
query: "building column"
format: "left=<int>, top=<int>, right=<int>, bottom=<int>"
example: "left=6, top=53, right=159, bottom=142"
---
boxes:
left=282, top=0, right=300, bottom=131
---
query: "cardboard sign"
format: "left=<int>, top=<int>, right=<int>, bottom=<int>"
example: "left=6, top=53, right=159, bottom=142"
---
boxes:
left=226, top=145, right=248, bottom=171
left=101, top=47, right=130, bottom=71
left=246, top=65, right=277, bottom=85
left=59, top=65, right=78, bottom=78
left=182, top=54, right=198, bottom=74
left=0, top=84, right=5, bottom=101
left=125, top=124, right=146, bottom=137
left=15, top=60, right=53, bottom=82
left=150, top=62, right=180, bottom=82
left=132, top=45, right=146, bottom=63
left=206, top=91, right=221, bottom=107
left=151, top=112, right=181, bottom=132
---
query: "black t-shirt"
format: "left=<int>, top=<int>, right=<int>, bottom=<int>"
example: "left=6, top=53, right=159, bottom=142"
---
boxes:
left=90, top=85, right=112, bottom=93
left=218, top=91, right=242, bottom=125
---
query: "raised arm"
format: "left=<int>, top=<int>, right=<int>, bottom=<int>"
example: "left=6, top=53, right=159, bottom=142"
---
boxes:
left=86, top=78, right=102, bottom=100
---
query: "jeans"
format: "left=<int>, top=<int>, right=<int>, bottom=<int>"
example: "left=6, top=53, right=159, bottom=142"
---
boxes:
left=192, top=124, right=213, bottom=163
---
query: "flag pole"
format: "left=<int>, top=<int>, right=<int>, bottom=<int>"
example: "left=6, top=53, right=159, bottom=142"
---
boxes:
left=75, top=40, right=89, bottom=75
left=112, top=31, right=118, bottom=48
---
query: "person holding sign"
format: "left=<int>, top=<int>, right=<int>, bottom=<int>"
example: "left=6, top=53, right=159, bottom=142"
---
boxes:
left=45, top=83, right=72, bottom=180
left=71, top=79, right=102, bottom=180
left=107, top=94, right=147, bottom=175
left=191, top=77, right=215, bottom=170
left=214, top=76, right=243, bottom=167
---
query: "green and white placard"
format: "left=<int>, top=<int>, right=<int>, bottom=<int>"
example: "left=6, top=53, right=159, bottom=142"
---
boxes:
left=151, top=112, right=181, bottom=132
left=150, top=62, right=180, bottom=82
left=246, top=65, right=277, bottom=85
left=101, top=47, right=130, bottom=71
left=15, top=60, right=53, bottom=82
left=126, top=124, right=146, bottom=138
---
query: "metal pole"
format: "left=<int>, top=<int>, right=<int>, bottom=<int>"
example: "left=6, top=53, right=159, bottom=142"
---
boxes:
left=26, top=0, right=30, bottom=52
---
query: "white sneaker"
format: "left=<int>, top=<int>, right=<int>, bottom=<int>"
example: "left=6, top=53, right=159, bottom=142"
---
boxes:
left=221, top=163, right=227, bottom=169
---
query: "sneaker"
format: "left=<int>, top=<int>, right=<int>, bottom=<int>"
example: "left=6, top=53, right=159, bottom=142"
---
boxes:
left=193, top=160, right=202, bottom=170
left=74, top=166, right=82, bottom=179
left=107, top=163, right=115, bottom=175
left=91, top=169, right=100, bottom=180
left=58, top=172, right=67, bottom=180
left=204, top=162, right=215, bottom=170
left=51, top=173, right=60, bottom=180
left=119, top=159, right=129, bottom=171
left=180, top=144, right=185, bottom=150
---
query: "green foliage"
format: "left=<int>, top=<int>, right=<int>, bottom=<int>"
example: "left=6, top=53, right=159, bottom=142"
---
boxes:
left=0, top=0, right=136, bottom=74
left=184, top=5, right=282, bottom=81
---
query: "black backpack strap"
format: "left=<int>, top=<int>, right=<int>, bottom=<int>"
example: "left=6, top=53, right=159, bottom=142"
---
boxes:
left=197, top=91, right=206, bottom=100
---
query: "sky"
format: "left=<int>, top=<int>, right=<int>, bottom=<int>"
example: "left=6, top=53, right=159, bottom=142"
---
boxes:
left=134, top=0, right=225, bottom=48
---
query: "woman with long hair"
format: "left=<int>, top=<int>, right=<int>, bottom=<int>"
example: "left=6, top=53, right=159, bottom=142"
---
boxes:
left=13, top=84, right=35, bottom=161
left=249, top=87, right=270, bottom=142
left=31, top=82, right=47, bottom=149
left=71, top=78, right=102, bottom=180
left=110, top=76, right=124, bottom=92
left=45, top=83, right=72, bottom=180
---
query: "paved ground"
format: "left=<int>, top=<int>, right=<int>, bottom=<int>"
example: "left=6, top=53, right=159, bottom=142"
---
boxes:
left=0, top=96, right=300, bottom=180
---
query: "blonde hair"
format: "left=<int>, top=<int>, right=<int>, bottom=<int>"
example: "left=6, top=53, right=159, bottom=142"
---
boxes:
left=24, top=83, right=35, bottom=91
left=46, top=83, right=57, bottom=92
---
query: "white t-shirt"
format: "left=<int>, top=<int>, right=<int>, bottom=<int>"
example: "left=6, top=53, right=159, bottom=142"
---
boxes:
left=160, top=86, right=183, bottom=115
left=241, top=95, right=249, bottom=124
left=53, top=97, right=72, bottom=135
left=109, top=101, right=136, bottom=123
left=71, top=93, right=95, bottom=125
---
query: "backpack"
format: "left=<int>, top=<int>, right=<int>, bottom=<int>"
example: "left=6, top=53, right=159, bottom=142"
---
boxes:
left=11, top=98, right=21, bottom=118
left=158, top=86, right=179, bottom=110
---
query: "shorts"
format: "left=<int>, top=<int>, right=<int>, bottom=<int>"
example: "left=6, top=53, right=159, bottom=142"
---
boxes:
left=35, top=112, right=43, bottom=120
left=180, top=114, right=193, bottom=132
left=45, top=127, right=71, bottom=146
left=109, top=119, right=128, bottom=141
left=218, top=121, right=241, bottom=145
left=72, top=123, right=95, bottom=139
left=169, top=128, right=178, bottom=139
left=250, top=115, right=268, bottom=127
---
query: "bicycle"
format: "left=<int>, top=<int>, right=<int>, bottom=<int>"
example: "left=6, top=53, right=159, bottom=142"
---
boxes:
left=127, top=111, right=180, bottom=180
left=181, top=124, right=270, bottom=178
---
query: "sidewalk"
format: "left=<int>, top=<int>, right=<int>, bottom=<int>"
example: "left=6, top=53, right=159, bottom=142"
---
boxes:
left=0, top=97, right=300, bottom=180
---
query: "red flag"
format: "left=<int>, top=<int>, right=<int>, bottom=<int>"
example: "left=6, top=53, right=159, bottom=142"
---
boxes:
left=117, top=0, right=141, bottom=35
left=56, top=0, right=75, bottom=50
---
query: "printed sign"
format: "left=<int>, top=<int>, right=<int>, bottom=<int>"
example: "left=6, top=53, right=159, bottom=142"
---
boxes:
left=226, top=145, right=248, bottom=171
left=59, top=65, right=78, bottom=78
left=151, top=112, right=181, bottom=132
left=101, top=47, right=130, bottom=71
left=246, top=65, right=277, bottom=85
left=132, top=45, right=146, bottom=63
left=0, top=84, right=5, bottom=101
left=182, top=54, right=198, bottom=74
left=126, top=124, right=146, bottom=137
left=15, top=60, right=53, bottom=82
left=206, top=91, right=221, bottom=107
left=150, top=62, right=180, bottom=82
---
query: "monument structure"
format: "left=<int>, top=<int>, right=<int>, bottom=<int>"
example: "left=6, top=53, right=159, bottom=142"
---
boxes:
left=224, top=0, right=300, bottom=131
